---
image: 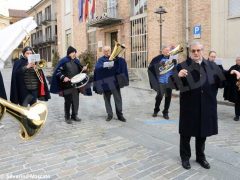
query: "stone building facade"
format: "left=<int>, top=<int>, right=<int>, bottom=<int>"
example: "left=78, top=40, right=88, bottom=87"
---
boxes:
left=57, top=0, right=212, bottom=68
left=27, top=0, right=58, bottom=66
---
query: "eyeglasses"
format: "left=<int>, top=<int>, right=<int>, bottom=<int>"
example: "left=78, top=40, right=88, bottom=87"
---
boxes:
left=191, top=49, right=201, bottom=53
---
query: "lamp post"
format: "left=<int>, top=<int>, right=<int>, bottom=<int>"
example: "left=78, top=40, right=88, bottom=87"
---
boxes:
left=154, top=6, right=167, bottom=53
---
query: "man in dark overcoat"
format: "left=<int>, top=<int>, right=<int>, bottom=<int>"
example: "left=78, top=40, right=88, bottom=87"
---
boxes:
left=171, top=41, right=240, bottom=170
left=223, top=56, right=240, bottom=121
left=0, top=71, right=7, bottom=100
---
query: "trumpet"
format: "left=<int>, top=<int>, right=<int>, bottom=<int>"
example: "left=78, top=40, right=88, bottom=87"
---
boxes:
left=0, top=98, right=47, bottom=140
left=159, top=45, right=184, bottom=75
left=34, top=59, right=47, bottom=84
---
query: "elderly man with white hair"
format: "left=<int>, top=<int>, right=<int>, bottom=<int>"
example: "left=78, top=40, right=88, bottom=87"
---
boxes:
left=93, top=46, right=129, bottom=122
left=171, top=41, right=240, bottom=170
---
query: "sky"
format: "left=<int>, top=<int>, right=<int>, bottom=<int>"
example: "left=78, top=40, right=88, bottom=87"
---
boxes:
left=7, top=0, right=41, bottom=10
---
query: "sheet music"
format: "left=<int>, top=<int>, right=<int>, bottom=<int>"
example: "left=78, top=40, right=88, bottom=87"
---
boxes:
left=103, top=61, right=114, bottom=68
left=28, top=54, right=40, bottom=63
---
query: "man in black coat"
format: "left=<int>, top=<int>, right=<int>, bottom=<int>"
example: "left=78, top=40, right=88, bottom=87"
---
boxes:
left=93, top=46, right=129, bottom=122
left=148, top=46, right=174, bottom=119
left=0, top=71, right=7, bottom=100
left=223, top=56, right=240, bottom=121
left=10, top=46, right=50, bottom=107
left=50, top=46, right=87, bottom=124
left=171, top=41, right=240, bottom=170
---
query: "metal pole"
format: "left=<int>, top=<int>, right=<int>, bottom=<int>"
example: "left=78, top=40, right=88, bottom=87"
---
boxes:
left=160, top=14, right=162, bottom=54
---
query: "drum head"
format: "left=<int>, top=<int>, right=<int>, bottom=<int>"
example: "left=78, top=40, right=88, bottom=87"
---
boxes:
left=71, top=73, right=87, bottom=83
left=71, top=73, right=89, bottom=88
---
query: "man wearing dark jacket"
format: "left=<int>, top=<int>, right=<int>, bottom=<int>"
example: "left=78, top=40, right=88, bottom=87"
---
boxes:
left=0, top=71, right=7, bottom=128
left=50, top=46, right=87, bottom=124
left=224, top=56, right=240, bottom=121
left=148, top=46, right=173, bottom=119
left=93, top=46, right=129, bottom=122
left=173, top=41, right=239, bottom=170
left=10, top=46, right=50, bottom=107
left=0, top=71, right=7, bottom=100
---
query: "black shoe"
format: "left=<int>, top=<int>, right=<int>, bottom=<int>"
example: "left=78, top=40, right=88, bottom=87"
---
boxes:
left=162, top=113, right=169, bottom=120
left=118, top=116, right=126, bottom=122
left=152, top=112, right=158, bottom=117
left=65, top=118, right=72, bottom=124
left=196, top=159, right=210, bottom=169
left=71, top=116, right=81, bottom=121
left=106, top=115, right=113, bottom=121
left=234, top=116, right=239, bottom=121
left=182, top=160, right=191, bottom=170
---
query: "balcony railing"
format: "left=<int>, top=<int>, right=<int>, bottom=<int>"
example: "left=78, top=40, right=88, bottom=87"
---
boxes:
left=88, top=4, right=122, bottom=27
left=32, top=38, right=43, bottom=46
left=44, top=36, right=57, bottom=43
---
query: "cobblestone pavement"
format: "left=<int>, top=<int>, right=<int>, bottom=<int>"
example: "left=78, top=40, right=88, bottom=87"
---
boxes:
left=0, top=68, right=240, bottom=180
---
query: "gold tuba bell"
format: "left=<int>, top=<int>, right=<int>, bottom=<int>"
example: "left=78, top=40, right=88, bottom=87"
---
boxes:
left=0, top=98, right=47, bottom=140
left=159, top=44, right=184, bottom=75
left=109, top=41, right=126, bottom=61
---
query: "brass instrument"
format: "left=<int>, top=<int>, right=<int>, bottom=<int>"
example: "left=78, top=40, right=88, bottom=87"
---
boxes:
left=34, top=59, right=47, bottom=84
left=159, top=44, right=184, bottom=75
left=109, top=41, right=126, bottom=61
left=0, top=98, right=47, bottom=140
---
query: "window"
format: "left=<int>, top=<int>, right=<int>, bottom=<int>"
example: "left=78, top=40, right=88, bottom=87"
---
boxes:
left=45, top=6, right=51, bottom=20
left=131, top=0, right=147, bottom=16
left=31, top=33, right=36, bottom=45
left=45, top=26, right=52, bottom=41
left=65, top=0, right=71, bottom=14
left=106, top=0, right=117, bottom=18
left=36, top=12, right=42, bottom=25
left=229, top=0, right=240, bottom=17
left=37, top=30, right=43, bottom=43
left=65, top=29, right=72, bottom=49
left=87, top=30, right=97, bottom=57
left=130, top=14, right=148, bottom=68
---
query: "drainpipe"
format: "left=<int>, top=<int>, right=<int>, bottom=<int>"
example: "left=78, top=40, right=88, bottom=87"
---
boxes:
left=185, top=0, right=189, bottom=58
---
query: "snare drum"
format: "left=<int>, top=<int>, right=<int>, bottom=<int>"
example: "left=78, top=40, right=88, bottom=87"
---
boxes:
left=71, top=73, right=89, bottom=88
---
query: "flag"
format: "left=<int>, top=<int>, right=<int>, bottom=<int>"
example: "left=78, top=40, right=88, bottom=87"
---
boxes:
left=78, top=0, right=84, bottom=22
left=91, top=0, right=95, bottom=19
left=84, top=0, right=89, bottom=21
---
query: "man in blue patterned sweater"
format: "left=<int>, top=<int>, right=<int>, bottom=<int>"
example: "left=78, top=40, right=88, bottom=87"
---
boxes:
left=148, top=46, right=174, bottom=119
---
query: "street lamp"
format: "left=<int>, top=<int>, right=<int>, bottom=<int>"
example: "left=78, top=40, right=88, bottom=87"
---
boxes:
left=154, top=6, right=167, bottom=53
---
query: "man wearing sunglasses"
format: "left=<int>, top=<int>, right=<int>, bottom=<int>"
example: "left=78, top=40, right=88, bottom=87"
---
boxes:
left=173, top=41, right=240, bottom=170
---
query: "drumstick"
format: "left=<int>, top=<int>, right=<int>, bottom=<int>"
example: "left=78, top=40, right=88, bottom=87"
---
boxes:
left=80, top=63, right=89, bottom=73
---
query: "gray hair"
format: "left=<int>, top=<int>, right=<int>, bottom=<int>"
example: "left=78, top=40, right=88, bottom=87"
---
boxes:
left=103, top=46, right=111, bottom=52
left=161, top=45, right=169, bottom=50
left=189, top=41, right=204, bottom=50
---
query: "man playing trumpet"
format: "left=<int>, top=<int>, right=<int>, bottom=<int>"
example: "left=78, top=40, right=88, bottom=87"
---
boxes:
left=10, top=46, right=50, bottom=107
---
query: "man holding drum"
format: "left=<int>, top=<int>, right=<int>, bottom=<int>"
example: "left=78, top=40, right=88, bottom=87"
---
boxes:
left=50, top=46, right=87, bottom=124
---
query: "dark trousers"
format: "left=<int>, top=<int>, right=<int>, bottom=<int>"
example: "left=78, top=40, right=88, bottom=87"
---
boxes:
left=235, top=102, right=240, bottom=117
left=154, top=84, right=172, bottom=114
left=63, top=89, right=79, bottom=118
left=180, top=135, right=206, bottom=161
left=21, top=90, right=38, bottom=107
left=103, top=88, right=123, bottom=118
